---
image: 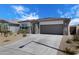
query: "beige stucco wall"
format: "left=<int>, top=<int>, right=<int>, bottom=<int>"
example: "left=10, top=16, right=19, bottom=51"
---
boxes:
left=76, top=26, right=79, bottom=35
left=40, top=20, right=63, bottom=25
left=67, top=26, right=70, bottom=35
left=20, top=19, right=70, bottom=35
left=9, top=26, right=20, bottom=33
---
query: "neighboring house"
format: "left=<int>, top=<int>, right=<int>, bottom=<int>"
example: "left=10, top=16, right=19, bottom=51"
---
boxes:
left=69, top=25, right=79, bottom=35
left=68, top=26, right=76, bottom=35
left=19, top=18, right=70, bottom=35
left=0, top=20, right=20, bottom=33
left=0, top=20, right=9, bottom=32
left=8, top=20, right=20, bottom=33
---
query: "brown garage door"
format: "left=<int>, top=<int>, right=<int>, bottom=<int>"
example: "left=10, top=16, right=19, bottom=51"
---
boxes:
left=40, top=24, right=63, bottom=35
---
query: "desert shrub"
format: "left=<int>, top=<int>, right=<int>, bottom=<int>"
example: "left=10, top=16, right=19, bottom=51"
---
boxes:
left=3, top=31, right=12, bottom=37
left=64, top=47, right=76, bottom=55
left=23, top=34, right=27, bottom=37
left=17, top=32, right=20, bottom=34
left=75, top=46, right=79, bottom=49
left=1, top=30, right=13, bottom=37
left=66, top=39, right=72, bottom=44
left=72, top=35, right=79, bottom=41
left=3, top=31, right=8, bottom=37
left=9, top=31, right=13, bottom=35
left=3, top=40, right=10, bottom=42
left=17, top=29, right=27, bottom=37
left=18, top=29, right=27, bottom=34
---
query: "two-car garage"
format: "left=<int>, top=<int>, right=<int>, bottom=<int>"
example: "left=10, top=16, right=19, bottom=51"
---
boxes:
left=39, top=19, right=65, bottom=35
left=40, top=24, right=63, bottom=35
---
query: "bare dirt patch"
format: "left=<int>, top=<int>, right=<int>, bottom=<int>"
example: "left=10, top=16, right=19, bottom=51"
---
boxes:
left=0, top=33, right=24, bottom=46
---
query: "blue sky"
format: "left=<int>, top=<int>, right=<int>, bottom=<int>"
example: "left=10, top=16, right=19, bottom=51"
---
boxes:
left=0, top=4, right=79, bottom=25
left=0, top=4, right=77, bottom=20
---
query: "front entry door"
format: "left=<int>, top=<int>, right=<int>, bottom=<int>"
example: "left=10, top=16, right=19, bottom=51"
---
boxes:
left=32, top=23, right=35, bottom=34
left=32, top=23, right=39, bottom=34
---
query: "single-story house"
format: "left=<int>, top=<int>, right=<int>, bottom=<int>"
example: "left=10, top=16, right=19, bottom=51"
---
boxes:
left=0, top=19, right=20, bottom=33
left=68, top=18, right=79, bottom=35
left=19, top=18, right=70, bottom=35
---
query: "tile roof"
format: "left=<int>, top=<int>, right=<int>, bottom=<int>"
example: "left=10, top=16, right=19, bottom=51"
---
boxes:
left=0, top=19, right=9, bottom=23
left=0, top=19, right=20, bottom=25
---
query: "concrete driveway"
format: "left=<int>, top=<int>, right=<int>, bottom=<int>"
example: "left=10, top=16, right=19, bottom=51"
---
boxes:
left=0, top=34, right=63, bottom=55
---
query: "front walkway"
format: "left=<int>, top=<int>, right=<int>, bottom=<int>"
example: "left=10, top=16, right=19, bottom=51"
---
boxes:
left=0, top=34, right=63, bottom=55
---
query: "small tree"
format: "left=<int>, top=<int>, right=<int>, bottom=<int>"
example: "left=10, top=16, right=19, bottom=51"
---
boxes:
left=17, top=26, right=28, bottom=37
left=17, top=29, right=27, bottom=37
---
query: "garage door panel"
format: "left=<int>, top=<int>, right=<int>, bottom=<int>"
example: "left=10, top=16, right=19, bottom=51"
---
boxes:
left=40, top=25, right=63, bottom=35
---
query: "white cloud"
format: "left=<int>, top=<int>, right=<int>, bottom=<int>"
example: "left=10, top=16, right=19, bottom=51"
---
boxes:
left=19, top=12, right=39, bottom=20
left=57, top=5, right=79, bottom=18
left=25, top=13, right=39, bottom=20
left=69, top=18, right=79, bottom=26
left=58, top=5, right=79, bottom=26
left=12, top=5, right=25, bottom=14
left=11, top=5, right=39, bottom=20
